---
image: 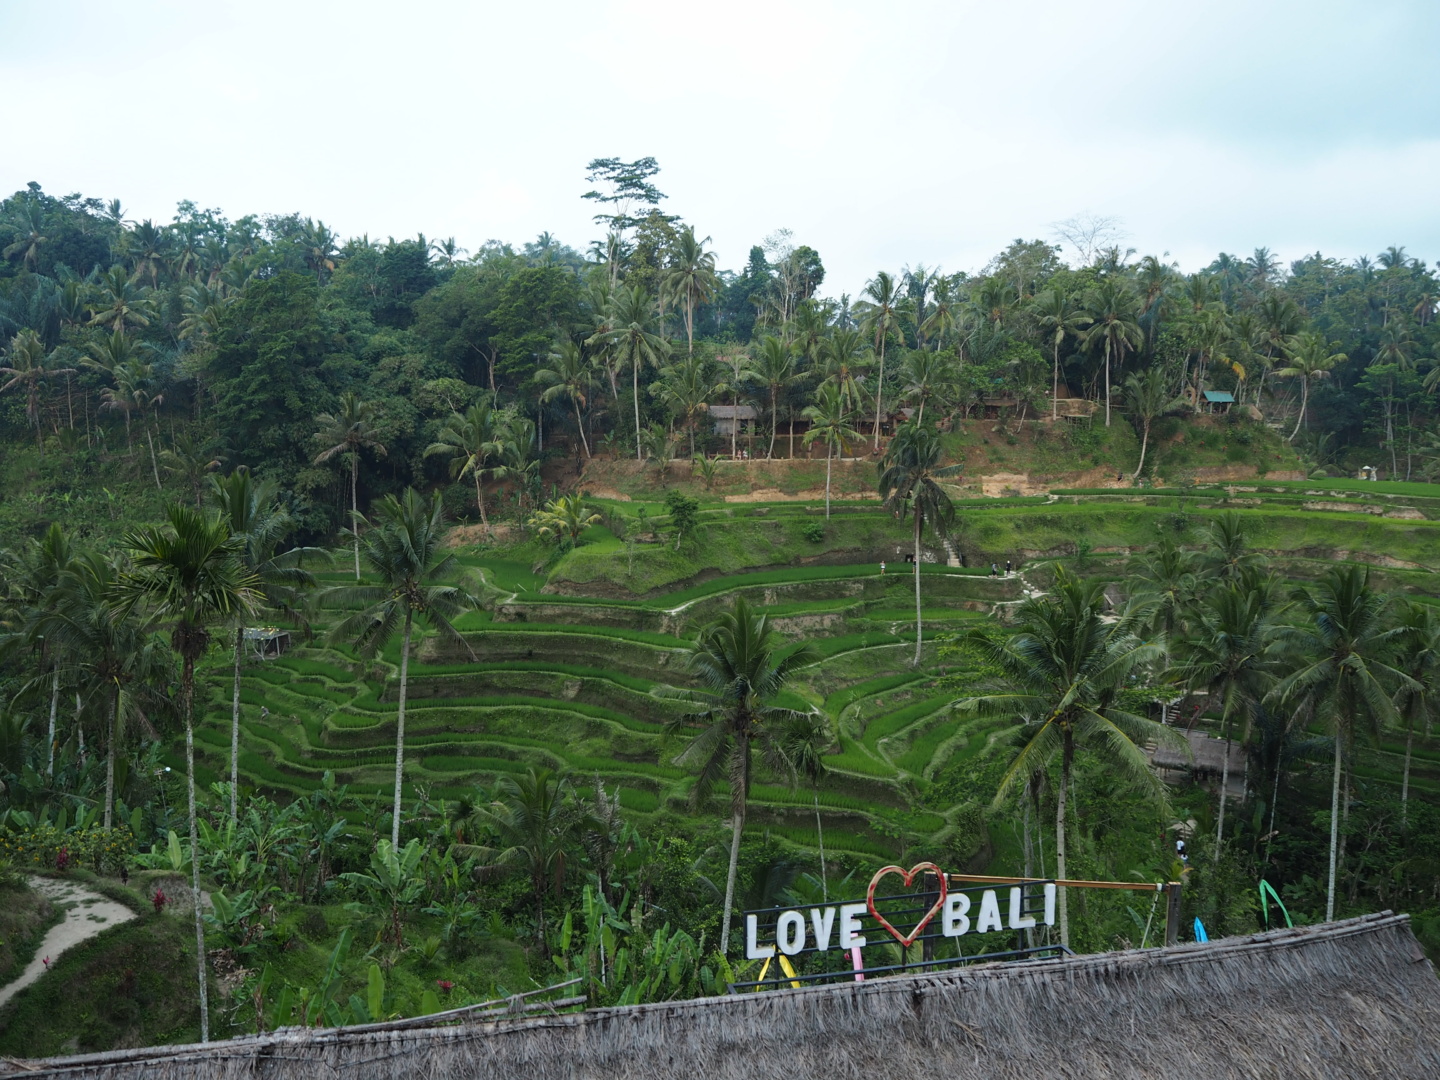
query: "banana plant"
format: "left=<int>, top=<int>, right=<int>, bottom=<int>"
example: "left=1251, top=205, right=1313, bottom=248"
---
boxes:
left=341, top=838, right=426, bottom=946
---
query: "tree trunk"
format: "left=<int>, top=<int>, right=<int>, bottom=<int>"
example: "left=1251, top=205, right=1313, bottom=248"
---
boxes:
left=1325, top=732, right=1341, bottom=921
left=912, top=511, right=924, bottom=667
left=1132, top=419, right=1150, bottom=480
left=474, top=473, right=490, bottom=538
left=1214, top=714, right=1230, bottom=862
left=873, top=341, right=886, bottom=450
left=768, top=392, right=777, bottom=460
left=574, top=401, right=591, bottom=458
left=824, top=444, right=833, bottom=520
left=1056, top=735, right=1072, bottom=947
left=1104, top=337, right=1112, bottom=427
left=814, top=787, right=827, bottom=902
left=351, top=453, right=361, bottom=580
left=1402, top=716, right=1413, bottom=828
left=719, top=802, right=744, bottom=957
left=1052, top=340, right=1060, bottom=421
left=46, top=668, right=59, bottom=777
left=633, top=360, right=643, bottom=461
left=391, top=612, right=413, bottom=849
left=146, top=423, right=162, bottom=489
left=103, top=684, right=118, bottom=831
left=182, top=656, right=210, bottom=1042
left=1289, top=377, right=1307, bottom=442
left=230, top=627, right=242, bottom=824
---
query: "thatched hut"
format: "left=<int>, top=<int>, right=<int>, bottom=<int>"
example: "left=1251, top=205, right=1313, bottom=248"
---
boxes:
left=9, top=913, right=1439, bottom=1080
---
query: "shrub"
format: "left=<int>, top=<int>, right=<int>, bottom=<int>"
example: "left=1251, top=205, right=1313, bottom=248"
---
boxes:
left=801, top=520, right=826, bottom=543
left=0, top=825, right=135, bottom=875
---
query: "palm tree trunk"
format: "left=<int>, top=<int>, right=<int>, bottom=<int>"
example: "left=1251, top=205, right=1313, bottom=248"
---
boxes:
left=104, top=684, right=118, bottom=831
left=912, top=511, right=924, bottom=667
left=182, top=656, right=210, bottom=1042
left=1214, top=715, right=1229, bottom=862
left=824, top=444, right=833, bottom=520
left=46, top=668, right=59, bottom=777
left=351, top=453, right=361, bottom=580
left=574, top=401, right=591, bottom=459
left=1325, top=732, right=1341, bottom=921
left=1132, top=419, right=1150, bottom=480
left=146, top=423, right=162, bottom=490
left=475, top=474, right=490, bottom=537
left=1401, top=716, right=1413, bottom=828
left=633, top=360, right=643, bottom=461
left=769, top=392, right=777, bottom=460
left=1056, top=738, right=1072, bottom=947
left=1052, top=340, right=1060, bottom=421
left=1289, top=378, right=1307, bottom=442
left=718, top=804, right=744, bottom=956
left=873, top=341, right=886, bottom=450
left=1104, top=338, right=1112, bottom=427
left=230, top=627, right=242, bottom=824
left=390, top=612, right=414, bottom=849
left=814, top=786, right=827, bottom=902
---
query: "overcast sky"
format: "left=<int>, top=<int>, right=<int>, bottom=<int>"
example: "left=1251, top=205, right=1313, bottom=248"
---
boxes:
left=3, top=0, right=1436, bottom=296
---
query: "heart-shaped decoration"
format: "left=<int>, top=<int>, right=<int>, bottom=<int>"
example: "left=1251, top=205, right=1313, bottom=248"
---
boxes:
left=865, top=862, right=948, bottom=948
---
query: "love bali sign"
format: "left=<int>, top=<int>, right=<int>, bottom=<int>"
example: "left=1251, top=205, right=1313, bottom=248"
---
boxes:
left=743, top=861, right=1058, bottom=960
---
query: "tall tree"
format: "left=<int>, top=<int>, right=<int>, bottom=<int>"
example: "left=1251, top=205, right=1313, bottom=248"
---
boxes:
left=1030, top=290, right=1091, bottom=419
left=1120, top=367, right=1170, bottom=480
left=313, top=393, right=387, bottom=579
left=776, top=712, right=832, bottom=900
left=535, top=341, right=596, bottom=459
left=746, top=336, right=802, bottom=460
left=424, top=397, right=507, bottom=536
left=878, top=422, right=960, bottom=665
left=210, top=469, right=318, bottom=823
left=960, top=569, right=1172, bottom=946
left=1392, top=601, right=1440, bottom=826
left=1276, top=333, right=1345, bottom=442
left=121, top=505, right=259, bottom=1044
left=1272, top=566, right=1407, bottom=921
left=1081, top=279, right=1143, bottom=426
left=590, top=286, right=669, bottom=460
left=802, top=383, right=859, bottom=520
left=1, top=329, right=75, bottom=451
left=855, top=271, right=905, bottom=449
left=326, top=490, right=474, bottom=848
left=662, top=597, right=816, bottom=956
left=663, top=227, right=719, bottom=357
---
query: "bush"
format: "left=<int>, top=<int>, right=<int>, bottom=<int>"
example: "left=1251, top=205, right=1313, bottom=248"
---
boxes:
left=0, top=825, right=136, bottom=875
left=801, top=520, right=826, bottom=543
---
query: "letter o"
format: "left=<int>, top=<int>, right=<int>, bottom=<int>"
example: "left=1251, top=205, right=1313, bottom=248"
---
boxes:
left=777, top=910, right=806, bottom=956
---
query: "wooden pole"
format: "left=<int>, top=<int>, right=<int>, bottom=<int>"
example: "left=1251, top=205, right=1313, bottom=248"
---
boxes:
left=1164, top=881, right=1184, bottom=946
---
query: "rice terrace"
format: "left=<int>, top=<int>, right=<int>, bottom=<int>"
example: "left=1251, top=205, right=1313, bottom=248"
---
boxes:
left=5, top=5, right=1440, bottom=1069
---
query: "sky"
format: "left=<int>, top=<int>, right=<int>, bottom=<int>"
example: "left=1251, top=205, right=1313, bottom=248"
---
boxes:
left=3, top=0, right=1437, bottom=297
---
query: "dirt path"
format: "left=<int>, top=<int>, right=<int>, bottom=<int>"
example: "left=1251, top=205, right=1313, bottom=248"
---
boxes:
left=0, top=877, right=137, bottom=1009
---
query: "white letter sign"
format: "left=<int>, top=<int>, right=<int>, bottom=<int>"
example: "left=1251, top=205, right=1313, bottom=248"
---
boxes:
left=942, top=892, right=971, bottom=937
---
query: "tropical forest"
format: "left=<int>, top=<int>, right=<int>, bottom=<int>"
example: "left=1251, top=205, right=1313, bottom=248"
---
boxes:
left=1, top=160, right=1439, bottom=1055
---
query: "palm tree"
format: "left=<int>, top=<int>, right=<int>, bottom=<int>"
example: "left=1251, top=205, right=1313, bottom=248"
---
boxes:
left=1120, top=367, right=1170, bottom=479
left=528, top=495, right=602, bottom=544
left=651, top=353, right=714, bottom=457
left=802, top=383, right=859, bottom=520
left=326, top=489, right=474, bottom=848
left=1126, top=537, right=1197, bottom=638
left=897, top=349, right=953, bottom=426
left=159, top=432, right=227, bottom=508
left=959, top=568, right=1172, bottom=946
left=313, top=393, right=387, bottom=579
left=210, top=469, right=319, bottom=823
left=1, top=198, right=47, bottom=270
left=661, top=597, right=817, bottom=955
left=87, top=265, right=154, bottom=332
left=1276, top=333, right=1345, bottom=442
left=855, top=272, right=905, bottom=449
left=776, top=712, right=832, bottom=900
left=535, top=341, right=596, bottom=459
left=746, top=336, right=802, bottom=459
left=121, top=505, right=260, bottom=1045
left=663, top=227, right=719, bottom=357
left=1, top=329, right=75, bottom=451
left=1391, top=601, right=1440, bottom=826
left=459, top=767, right=588, bottom=950
left=1201, top=511, right=1265, bottom=584
left=817, top=328, right=870, bottom=414
left=1081, top=279, right=1143, bottom=426
left=1031, top=290, right=1091, bottom=419
left=590, top=286, right=669, bottom=460
left=1175, top=583, right=1281, bottom=859
left=1271, top=566, right=1407, bottom=921
left=878, top=423, right=960, bottom=666
left=424, top=398, right=506, bottom=536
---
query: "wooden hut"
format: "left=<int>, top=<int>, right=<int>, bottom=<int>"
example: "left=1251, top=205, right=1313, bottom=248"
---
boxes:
left=11, top=913, right=1440, bottom=1080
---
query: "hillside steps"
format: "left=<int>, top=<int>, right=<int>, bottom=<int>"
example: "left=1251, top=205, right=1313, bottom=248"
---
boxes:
left=941, top=538, right=962, bottom=567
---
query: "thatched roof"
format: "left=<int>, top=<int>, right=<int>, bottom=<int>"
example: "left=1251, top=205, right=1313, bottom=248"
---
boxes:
left=9, top=913, right=1438, bottom=1080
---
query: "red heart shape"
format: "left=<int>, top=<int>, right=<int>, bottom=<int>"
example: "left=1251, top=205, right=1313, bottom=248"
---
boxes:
left=865, top=862, right=948, bottom=948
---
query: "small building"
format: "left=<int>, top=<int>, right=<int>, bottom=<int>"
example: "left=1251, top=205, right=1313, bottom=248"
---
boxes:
left=1203, top=390, right=1235, bottom=414
left=708, top=404, right=757, bottom=437
left=243, top=627, right=291, bottom=660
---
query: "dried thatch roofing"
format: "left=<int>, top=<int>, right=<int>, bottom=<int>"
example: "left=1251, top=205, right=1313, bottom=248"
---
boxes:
left=9, top=913, right=1438, bottom=1080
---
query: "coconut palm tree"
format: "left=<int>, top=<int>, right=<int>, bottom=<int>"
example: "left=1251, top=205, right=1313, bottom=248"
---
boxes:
left=650, top=353, right=714, bottom=457
left=661, top=597, right=817, bottom=955
left=1391, top=601, right=1440, bottom=826
left=86, top=265, right=154, bottom=332
left=776, top=712, right=832, bottom=900
left=121, top=505, right=260, bottom=1044
left=1081, top=279, right=1143, bottom=426
left=1201, top=511, right=1265, bottom=584
left=1276, top=333, right=1345, bottom=441
left=1, top=329, right=75, bottom=452
left=897, top=348, right=953, bottom=426
left=1120, top=367, right=1171, bottom=480
left=326, top=489, right=474, bottom=848
left=1126, top=537, right=1197, bottom=638
left=1271, top=566, right=1407, bottom=921
left=816, top=328, right=870, bottom=415
left=1, top=198, right=47, bottom=270
left=535, top=341, right=596, bottom=459
left=745, top=336, right=803, bottom=459
left=313, top=393, right=387, bottom=579
left=210, top=468, right=320, bottom=823
left=802, top=383, right=859, bottom=520
left=958, top=568, right=1173, bottom=946
left=1175, top=582, right=1283, bottom=859
left=1030, top=290, right=1091, bottom=419
left=855, top=271, right=905, bottom=449
left=528, top=495, right=602, bottom=544
left=589, top=286, right=669, bottom=460
left=878, top=422, right=961, bottom=666
left=663, top=227, right=719, bottom=357
left=424, top=397, right=507, bottom=536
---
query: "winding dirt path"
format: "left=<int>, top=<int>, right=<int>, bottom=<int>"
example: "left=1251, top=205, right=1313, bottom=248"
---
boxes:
left=0, top=877, right=137, bottom=1009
